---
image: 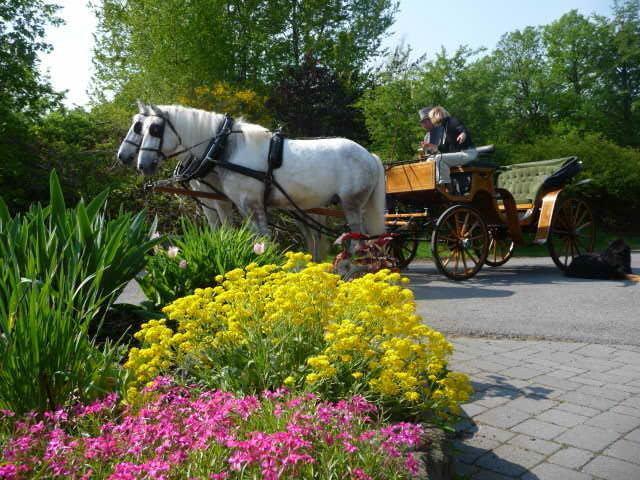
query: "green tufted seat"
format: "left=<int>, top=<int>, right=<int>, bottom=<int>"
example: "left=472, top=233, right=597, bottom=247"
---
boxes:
left=497, top=157, right=577, bottom=204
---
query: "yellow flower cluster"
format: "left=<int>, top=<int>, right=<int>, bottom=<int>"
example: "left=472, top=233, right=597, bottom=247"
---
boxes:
left=124, top=252, right=472, bottom=417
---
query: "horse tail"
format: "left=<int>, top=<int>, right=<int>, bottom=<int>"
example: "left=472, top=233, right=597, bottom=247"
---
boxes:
left=363, top=154, right=386, bottom=235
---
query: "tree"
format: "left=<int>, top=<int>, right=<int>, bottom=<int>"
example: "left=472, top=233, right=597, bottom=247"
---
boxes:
left=543, top=10, right=604, bottom=131
left=490, top=27, right=553, bottom=143
left=267, top=53, right=367, bottom=140
left=91, top=0, right=398, bottom=104
left=596, top=0, right=640, bottom=146
left=358, top=45, right=425, bottom=162
left=0, top=0, right=62, bottom=212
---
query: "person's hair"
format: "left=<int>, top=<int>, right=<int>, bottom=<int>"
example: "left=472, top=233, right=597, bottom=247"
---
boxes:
left=428, top=106, right=450, bottom=126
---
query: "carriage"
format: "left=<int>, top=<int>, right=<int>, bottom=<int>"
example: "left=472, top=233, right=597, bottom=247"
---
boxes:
left=384, top=146, right=596, bottom=280
left=124, top=105, right=595, bottom=282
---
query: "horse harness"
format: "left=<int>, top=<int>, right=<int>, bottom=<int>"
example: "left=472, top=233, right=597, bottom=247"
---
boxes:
left=142, top=112, right=327, bottom=232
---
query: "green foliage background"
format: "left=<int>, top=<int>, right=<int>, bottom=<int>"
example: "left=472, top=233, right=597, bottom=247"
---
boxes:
left=1, top=0, right=639, bottom=229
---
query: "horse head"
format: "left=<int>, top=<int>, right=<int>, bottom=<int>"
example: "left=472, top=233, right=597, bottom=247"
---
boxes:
left=136, top=102, right=183, bottom=175
left=117, top=101, right=152, bottom=165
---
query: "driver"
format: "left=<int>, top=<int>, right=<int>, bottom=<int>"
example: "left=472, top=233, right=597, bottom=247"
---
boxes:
left=418, top=106, right=476, bottom=191
left=419, top=106, right=473, bottom=154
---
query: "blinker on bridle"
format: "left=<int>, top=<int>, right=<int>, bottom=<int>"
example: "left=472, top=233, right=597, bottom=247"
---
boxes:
left=139, top=113, right=185, bottom=162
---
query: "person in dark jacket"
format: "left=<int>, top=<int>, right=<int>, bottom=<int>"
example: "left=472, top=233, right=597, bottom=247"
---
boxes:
left=418, top=106, right=477, bottom=190
left=419, top=106, right=473, bottom=154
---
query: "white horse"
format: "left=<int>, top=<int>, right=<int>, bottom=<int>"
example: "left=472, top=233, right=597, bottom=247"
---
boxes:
left=133, top=103, right=386, bottom=249
left=117, top=105, right=236, bottom=228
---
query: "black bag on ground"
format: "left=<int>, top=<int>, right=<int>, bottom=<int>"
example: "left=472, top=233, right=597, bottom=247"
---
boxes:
left=565, top=239, right=632, bottom=279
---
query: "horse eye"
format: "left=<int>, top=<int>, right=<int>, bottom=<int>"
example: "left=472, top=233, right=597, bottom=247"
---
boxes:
left=149, top=123, right=163, bottom=138
left=133, top=121, right=142, bottom=134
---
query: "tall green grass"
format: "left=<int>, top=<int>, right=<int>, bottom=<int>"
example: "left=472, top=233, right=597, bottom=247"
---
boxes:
left=0, top=171, right=158, bottom=413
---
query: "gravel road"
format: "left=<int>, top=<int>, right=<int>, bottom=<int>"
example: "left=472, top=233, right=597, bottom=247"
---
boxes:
left=408, top=254, right=640, bottom=345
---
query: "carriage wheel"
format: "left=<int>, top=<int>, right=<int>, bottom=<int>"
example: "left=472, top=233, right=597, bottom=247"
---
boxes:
left=391, top=233, right=420, bottom=269
left=547, top=197, right=596, bottom=271
left=431, top=205, right=489, bottom=281
left=485, top=227, right=515, bottom=267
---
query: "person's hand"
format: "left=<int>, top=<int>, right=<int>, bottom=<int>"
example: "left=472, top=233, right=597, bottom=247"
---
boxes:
left=457, top=132, right=467, bottom=143
left=421, top=142, right=438, bottom=154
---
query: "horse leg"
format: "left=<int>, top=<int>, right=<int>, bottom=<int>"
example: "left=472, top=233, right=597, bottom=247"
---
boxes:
left=200, top=199, right=222, bottom=228
left=297, top=215, right=329, bottom=261
left=240, top=201, right=271, bottom=238
left=341, top=200, right=366, bottom=235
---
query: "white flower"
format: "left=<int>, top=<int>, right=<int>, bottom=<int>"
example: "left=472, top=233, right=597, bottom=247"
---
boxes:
left=167, top=246, right=180, bottom=258
left=151, top=231, right=161, bottom=240
left=179, top=259, right=188, bottom=269
left=253, top=242, right=266, bottom=255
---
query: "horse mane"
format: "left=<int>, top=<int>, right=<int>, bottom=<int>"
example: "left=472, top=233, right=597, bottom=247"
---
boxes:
left=158, top=105, right=270, bottom=148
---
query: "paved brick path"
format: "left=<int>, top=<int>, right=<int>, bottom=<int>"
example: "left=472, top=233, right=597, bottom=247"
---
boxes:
left=450, top=337, right=640, bottom=480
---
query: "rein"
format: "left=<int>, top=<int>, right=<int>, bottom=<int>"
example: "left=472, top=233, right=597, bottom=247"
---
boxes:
left=139, top=111, right=343, bottom=237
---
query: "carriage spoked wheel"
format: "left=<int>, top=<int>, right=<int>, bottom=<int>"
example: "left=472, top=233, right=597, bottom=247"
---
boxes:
left=485, top=226, right=515, bottom=267
left=547, top=197, right=596, bottom=271
left=431, top=205, right=489, bottom=281
left=390, top=222, right=420, bottom=269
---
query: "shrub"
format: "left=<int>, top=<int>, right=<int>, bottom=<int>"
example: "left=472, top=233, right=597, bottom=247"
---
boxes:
left=495, top=130, right=640, bottom=230
left=0, top=171, right=158, bottom=312
left=0, top=274, right=124, bottom=414
left=137, top=219, right=282, bottom=308
left=126, top=253, right=472, bottom=421
left=0, top=171, right=158, bottom=413
left=0, top=380, right=426, bottom=480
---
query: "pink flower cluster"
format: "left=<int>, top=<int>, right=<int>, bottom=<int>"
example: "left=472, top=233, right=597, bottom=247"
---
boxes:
left=0, top=380, right=425, bottom=480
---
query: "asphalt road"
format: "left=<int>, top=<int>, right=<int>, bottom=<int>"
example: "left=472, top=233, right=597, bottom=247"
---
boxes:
left=118, top=254, right=640, bottom=346
left=407, top=254, right=640, bottom=346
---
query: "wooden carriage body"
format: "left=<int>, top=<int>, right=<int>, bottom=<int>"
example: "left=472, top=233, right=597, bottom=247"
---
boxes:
left=384, top=155, right=594, bottom=279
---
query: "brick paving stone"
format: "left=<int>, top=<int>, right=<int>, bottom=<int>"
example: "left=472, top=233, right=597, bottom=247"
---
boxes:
left=585, top=411, right=640, bottom=434
left=485, top=354, right=523, bottom=368
left=510, top=434, right=562, bottom=455
left=547, top=368, right=587, bottom=379
left=461, top=424, right=516, bottom=444
left=475, top=395, right=514, bottom=409
left=453, top=439, right=499, bottom=465
left=474, top=405, right=531, bottom=429
left=522, top=462, right=593, bottom=480
left=608, top=383, right=640, bottom=394
left=523, top=383, right=566, bottom=400
left=610, top=405, right=640, bottom=418
left=555, top=425, right=620, bottom=452
left=511, top=419, right=567, bottom=440
left=576, top=384, right=632, bottom=402
left=537, top=408, right=590, bottom=428
left=556, top=402, right=601, bottom=418
left=461, top=402, right=488, bottom=418
left=621, top=395, right=640, bottom=409
left=470, top=469, right=514, bottom=480
left=571, top=376, right=604, bottom=387
left=506, top=396, right=556, bottom=415
left=583, top=455, right=640, bottom=480
left=499, top=365, right=550, bottom=380
left=603, top=439, right=640, bottom=464
left=574, top=344, right=619, bottom=358
left=547, top=447, right=594, bottom=469
left=475, top=444, right=545, bottom=477
left=530, top=374, right=581, bottom=391
left=472, top=359, right=511, bottom=373
left=625, top=428, right=640, bottom=443
left=558, top=391, right=617, bottom=411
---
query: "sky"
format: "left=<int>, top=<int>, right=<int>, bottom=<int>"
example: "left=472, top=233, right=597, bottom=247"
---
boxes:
left=40, top=0, right=612, bottom=108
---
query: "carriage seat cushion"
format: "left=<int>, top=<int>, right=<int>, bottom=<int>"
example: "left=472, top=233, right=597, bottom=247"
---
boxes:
left=497, top=157, right=579, bottom=204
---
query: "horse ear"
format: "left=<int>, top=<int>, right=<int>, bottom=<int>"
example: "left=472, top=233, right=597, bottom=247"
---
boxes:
left=149, top=104, right=163, bottom=116
left=136, top=99, right=147, bottom=114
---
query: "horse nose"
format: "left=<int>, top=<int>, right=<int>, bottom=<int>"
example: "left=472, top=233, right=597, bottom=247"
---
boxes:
left=118, top=152, right=131, bottom=165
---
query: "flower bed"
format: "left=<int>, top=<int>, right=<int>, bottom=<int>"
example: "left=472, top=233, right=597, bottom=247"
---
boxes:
left=0, top=379, right=426, bottom=480
left=125, top=253, right=472, bottom=421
